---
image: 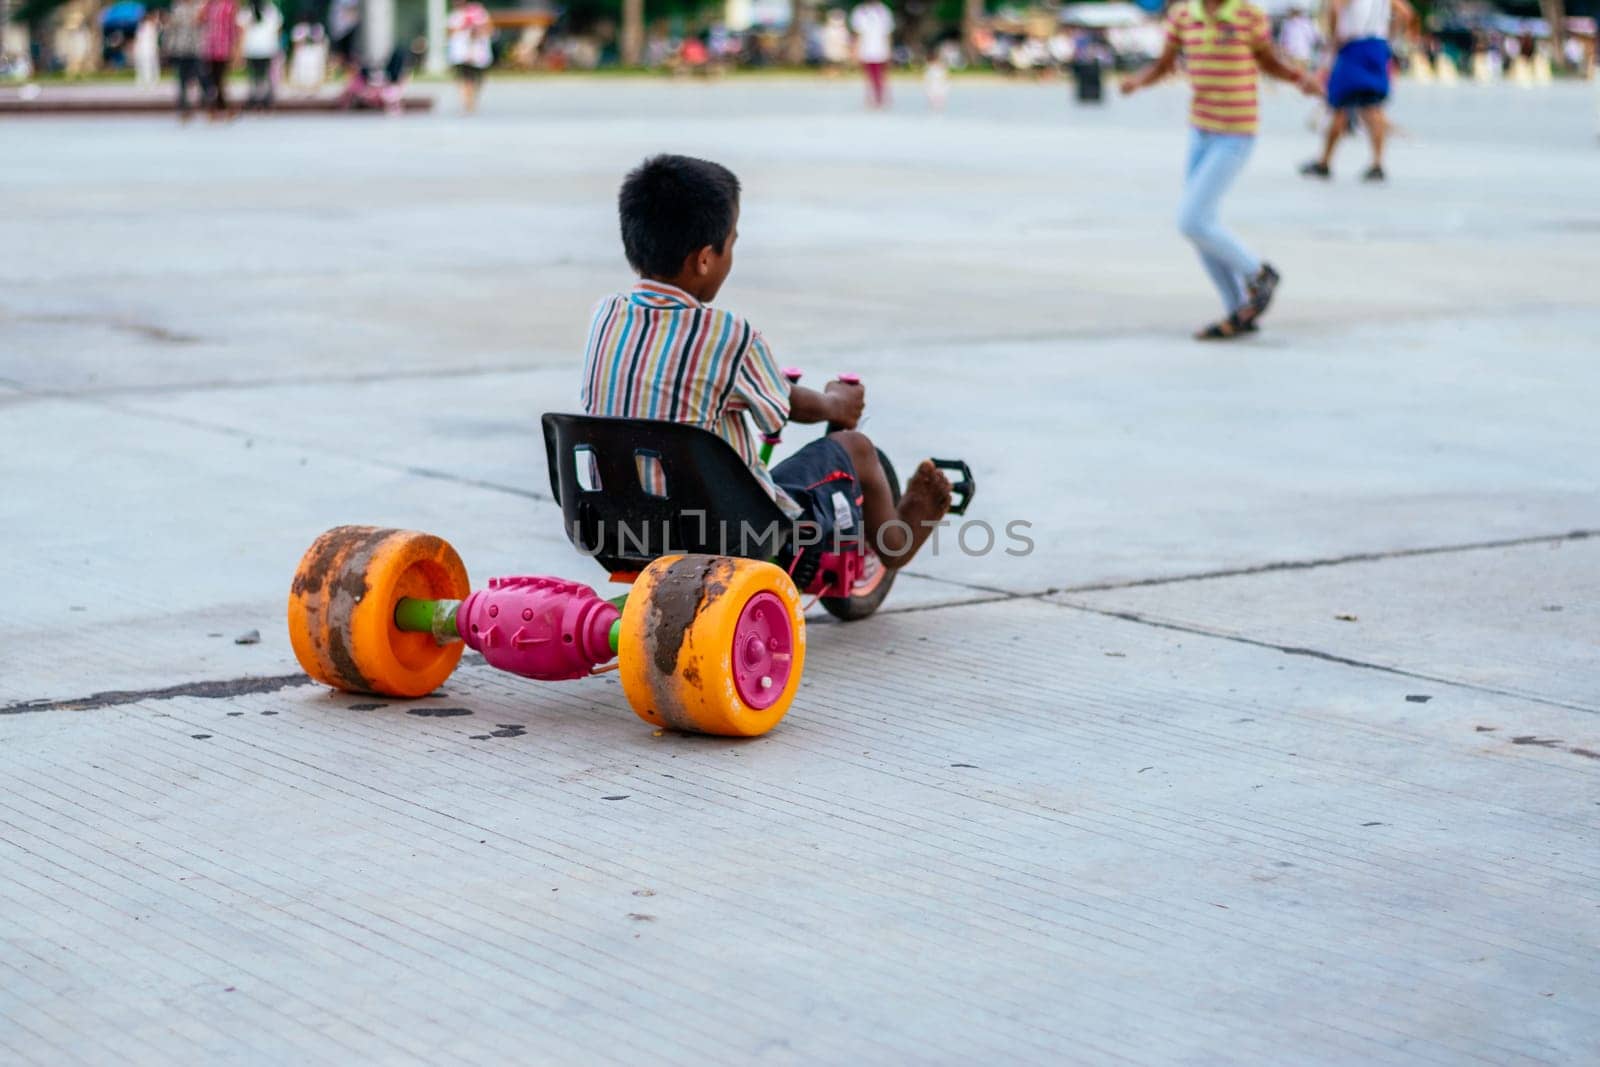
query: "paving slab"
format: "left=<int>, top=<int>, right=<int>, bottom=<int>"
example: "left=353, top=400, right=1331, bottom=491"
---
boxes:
left=3, top=598, right=1597, bottom=1064
left=1056, top=536, right=1600, bottom=713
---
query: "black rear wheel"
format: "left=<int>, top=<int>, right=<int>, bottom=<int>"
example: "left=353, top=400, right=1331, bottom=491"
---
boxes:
left=821, top=449, right=899, bottom=622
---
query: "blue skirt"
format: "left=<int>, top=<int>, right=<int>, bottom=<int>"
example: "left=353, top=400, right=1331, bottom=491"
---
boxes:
left=1327, top=38, right=1392, bottom=108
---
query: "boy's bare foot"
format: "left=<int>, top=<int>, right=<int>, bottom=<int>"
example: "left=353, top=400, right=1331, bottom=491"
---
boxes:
left=880, top=460, right=953, bottom=569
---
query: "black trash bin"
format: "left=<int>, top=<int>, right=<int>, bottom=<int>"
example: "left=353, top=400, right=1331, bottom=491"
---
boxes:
left=1069, top=32, right=1113, bottom=105
left=1073, top=60, right=1104, bottom=102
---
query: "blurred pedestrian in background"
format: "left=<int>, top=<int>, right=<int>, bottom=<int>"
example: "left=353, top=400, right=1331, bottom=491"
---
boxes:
left=200, top=0, right=242, bottom=118
left=168, top=0, right=205, bottom=119
left=60, top=10, right=95, bottom=75
left=1278, top=8, right=1324, bottom=132
left=289, top=20, right=328, bottom=94
left=822, top=9, right=851, bottom=75
left=239, top=0, right=283, bottom=110
left=1301, top=0, right=1416, bottom=182
left=850, top=0, right=894, bottom=109
left=1278, top=7, right=1320, bottom=69
left=1122, top=0, right=1321, bottom=340
left=133, top=11, right=161, bottom=86
left=923, top=46, right=949, bottom=111
left=446, top=0, right=493, bottom=113
left=327, top=0, right=361, bottom=75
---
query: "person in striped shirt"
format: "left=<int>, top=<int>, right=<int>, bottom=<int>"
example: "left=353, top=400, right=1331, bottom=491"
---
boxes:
left=1123, top=0, right=1321, bottom=340
left=580, top=154, right=953, bottom=567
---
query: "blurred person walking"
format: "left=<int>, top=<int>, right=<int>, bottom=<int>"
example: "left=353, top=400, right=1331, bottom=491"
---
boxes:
left=288, top=21, right=328, bottom=94
left=446, top=0, right=492, bottom=113
left=133, top=11, right=161, bottom=86
left=239, top=0, right=283, bottom=110
left=1278, top=8, right=1324, bottom=132
left=326, top=0, right=361, bottom=74
left=923, top=47, right=949, bottom=110
left=1300, top=0, right=1416, bottom=182
left=1122, top=0, right=1321, bottom=340
left=822, top=9, right=851, bottom=74
left=1278, top=7, right=1319, bottom=69
left=200, top=0, right=242, bottom=119
left=168, top=0, right=205, bottom=119
left=850, top=0, right=894, bottom=109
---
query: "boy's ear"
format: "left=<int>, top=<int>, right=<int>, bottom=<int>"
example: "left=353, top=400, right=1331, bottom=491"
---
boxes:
left=693, top=245, right=714, bottom=276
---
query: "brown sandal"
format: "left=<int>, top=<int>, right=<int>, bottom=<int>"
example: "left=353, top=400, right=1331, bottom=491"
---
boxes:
left=1195, top=312, right=1258, bottom=341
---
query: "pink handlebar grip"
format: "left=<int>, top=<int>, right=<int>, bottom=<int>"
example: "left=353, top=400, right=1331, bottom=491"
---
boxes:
left=837, top=373, right=861, bottom=385
left=781, top=366, right=803, bottom=383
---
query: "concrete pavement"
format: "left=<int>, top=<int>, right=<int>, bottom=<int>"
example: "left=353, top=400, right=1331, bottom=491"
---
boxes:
left=3, top=77, right=1598, bottom=1063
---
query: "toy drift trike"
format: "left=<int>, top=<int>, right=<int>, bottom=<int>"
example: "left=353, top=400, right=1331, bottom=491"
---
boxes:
left=287, top=383, right=974, bottom=738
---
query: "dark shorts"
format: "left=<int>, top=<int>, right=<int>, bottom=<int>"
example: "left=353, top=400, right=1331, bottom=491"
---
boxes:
left=454, top=63, right=485, bottom=83
left=771, top=436, right=863, bottom=551
left=331, top=30, right=359, bottom=62
left=1328, top=38, right=1391, bottom=109
left=1339, top=89, right=1388, bottom=108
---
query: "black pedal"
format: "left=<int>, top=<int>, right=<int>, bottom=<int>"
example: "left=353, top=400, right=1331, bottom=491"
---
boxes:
left=929, top=458, right=975, bottom=516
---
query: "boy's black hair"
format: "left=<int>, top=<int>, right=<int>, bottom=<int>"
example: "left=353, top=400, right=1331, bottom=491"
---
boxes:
left=618, top=155, right=741, bottom=279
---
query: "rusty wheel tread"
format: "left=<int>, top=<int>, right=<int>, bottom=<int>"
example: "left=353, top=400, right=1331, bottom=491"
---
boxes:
left=617, top=554, right=805, bottom=737
left=288, top=525, right=470, bottom=698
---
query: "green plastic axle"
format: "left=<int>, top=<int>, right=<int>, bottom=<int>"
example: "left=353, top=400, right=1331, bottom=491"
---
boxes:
left=394, top=597, right=461, bottom=643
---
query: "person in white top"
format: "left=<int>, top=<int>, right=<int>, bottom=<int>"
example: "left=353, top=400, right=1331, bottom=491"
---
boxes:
left=1301, top=0, right=1416, bottom=182
left=923, top=48, right=948, bottom=111
left=1278, top=8, right=1320, bottom=68
left=288, top=22, right=327, bottom=94
left=447, top=0, right=493, bottom=114
left=821, top=9, right=851, bottom=72
left=849, top=0, right=894, bottom=108
left=133, top=12, right=161, bottom=86
left=238, top=0, right=283, bottom=110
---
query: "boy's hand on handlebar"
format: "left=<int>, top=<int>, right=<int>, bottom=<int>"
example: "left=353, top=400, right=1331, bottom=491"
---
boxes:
left=785, top=377, right=865, bottom=427
left=824, top=378, right=865, bottom=430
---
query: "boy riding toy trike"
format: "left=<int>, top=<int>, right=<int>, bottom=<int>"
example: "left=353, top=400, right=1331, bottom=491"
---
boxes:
left=287, top=379, right=973, bottom=738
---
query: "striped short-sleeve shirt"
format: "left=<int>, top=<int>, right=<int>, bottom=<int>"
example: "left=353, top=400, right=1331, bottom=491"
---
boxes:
left=579, top=281, right=799, bottom=516
left=1167, top=0, right=1270, bottom=135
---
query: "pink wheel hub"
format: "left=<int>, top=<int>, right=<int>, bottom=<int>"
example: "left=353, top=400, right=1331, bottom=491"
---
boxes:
left=731, top=591, right=794, bottom=710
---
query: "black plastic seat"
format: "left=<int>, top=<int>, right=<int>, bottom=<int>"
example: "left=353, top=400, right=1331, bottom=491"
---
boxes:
left=541, top=413, right=790, bottom=575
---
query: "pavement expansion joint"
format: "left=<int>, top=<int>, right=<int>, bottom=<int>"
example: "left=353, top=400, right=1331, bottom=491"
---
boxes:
left=66, top=391, right=557, bottom=503
left=1, top=673, right=314, bottom=716
left=10, top=358, right=553, bottom=401
left=13, top=530, right=1595, bottom=717
left=1057, top=528, right=1597, bottom=595
left=1052, top=599, right=1600, bottom=720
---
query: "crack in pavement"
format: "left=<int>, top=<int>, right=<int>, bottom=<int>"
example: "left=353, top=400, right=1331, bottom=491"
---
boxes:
left=5, top=312, right=201, bottom=345
left=888, top=529, right=1600, bottom=716
left=892, top=527, right=1596, bottom=605
left=59, top=393, right=554, bottom=503
left=1050, top=600, right=1600, bottom=718
left=1056, top=529, right=1596, bottom=594
left=1, top=673, right=313, bottom=716
left=5, top=358, right=562, bottom=400
left=8, top=302, right=1596, bottom=401
left=7, top=532, right=1594, bottom=716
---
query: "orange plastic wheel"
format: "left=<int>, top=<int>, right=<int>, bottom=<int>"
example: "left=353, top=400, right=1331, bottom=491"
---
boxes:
left=618, top=554, right=806, bottom=737
left=287, top=525, right=470, bottom=698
